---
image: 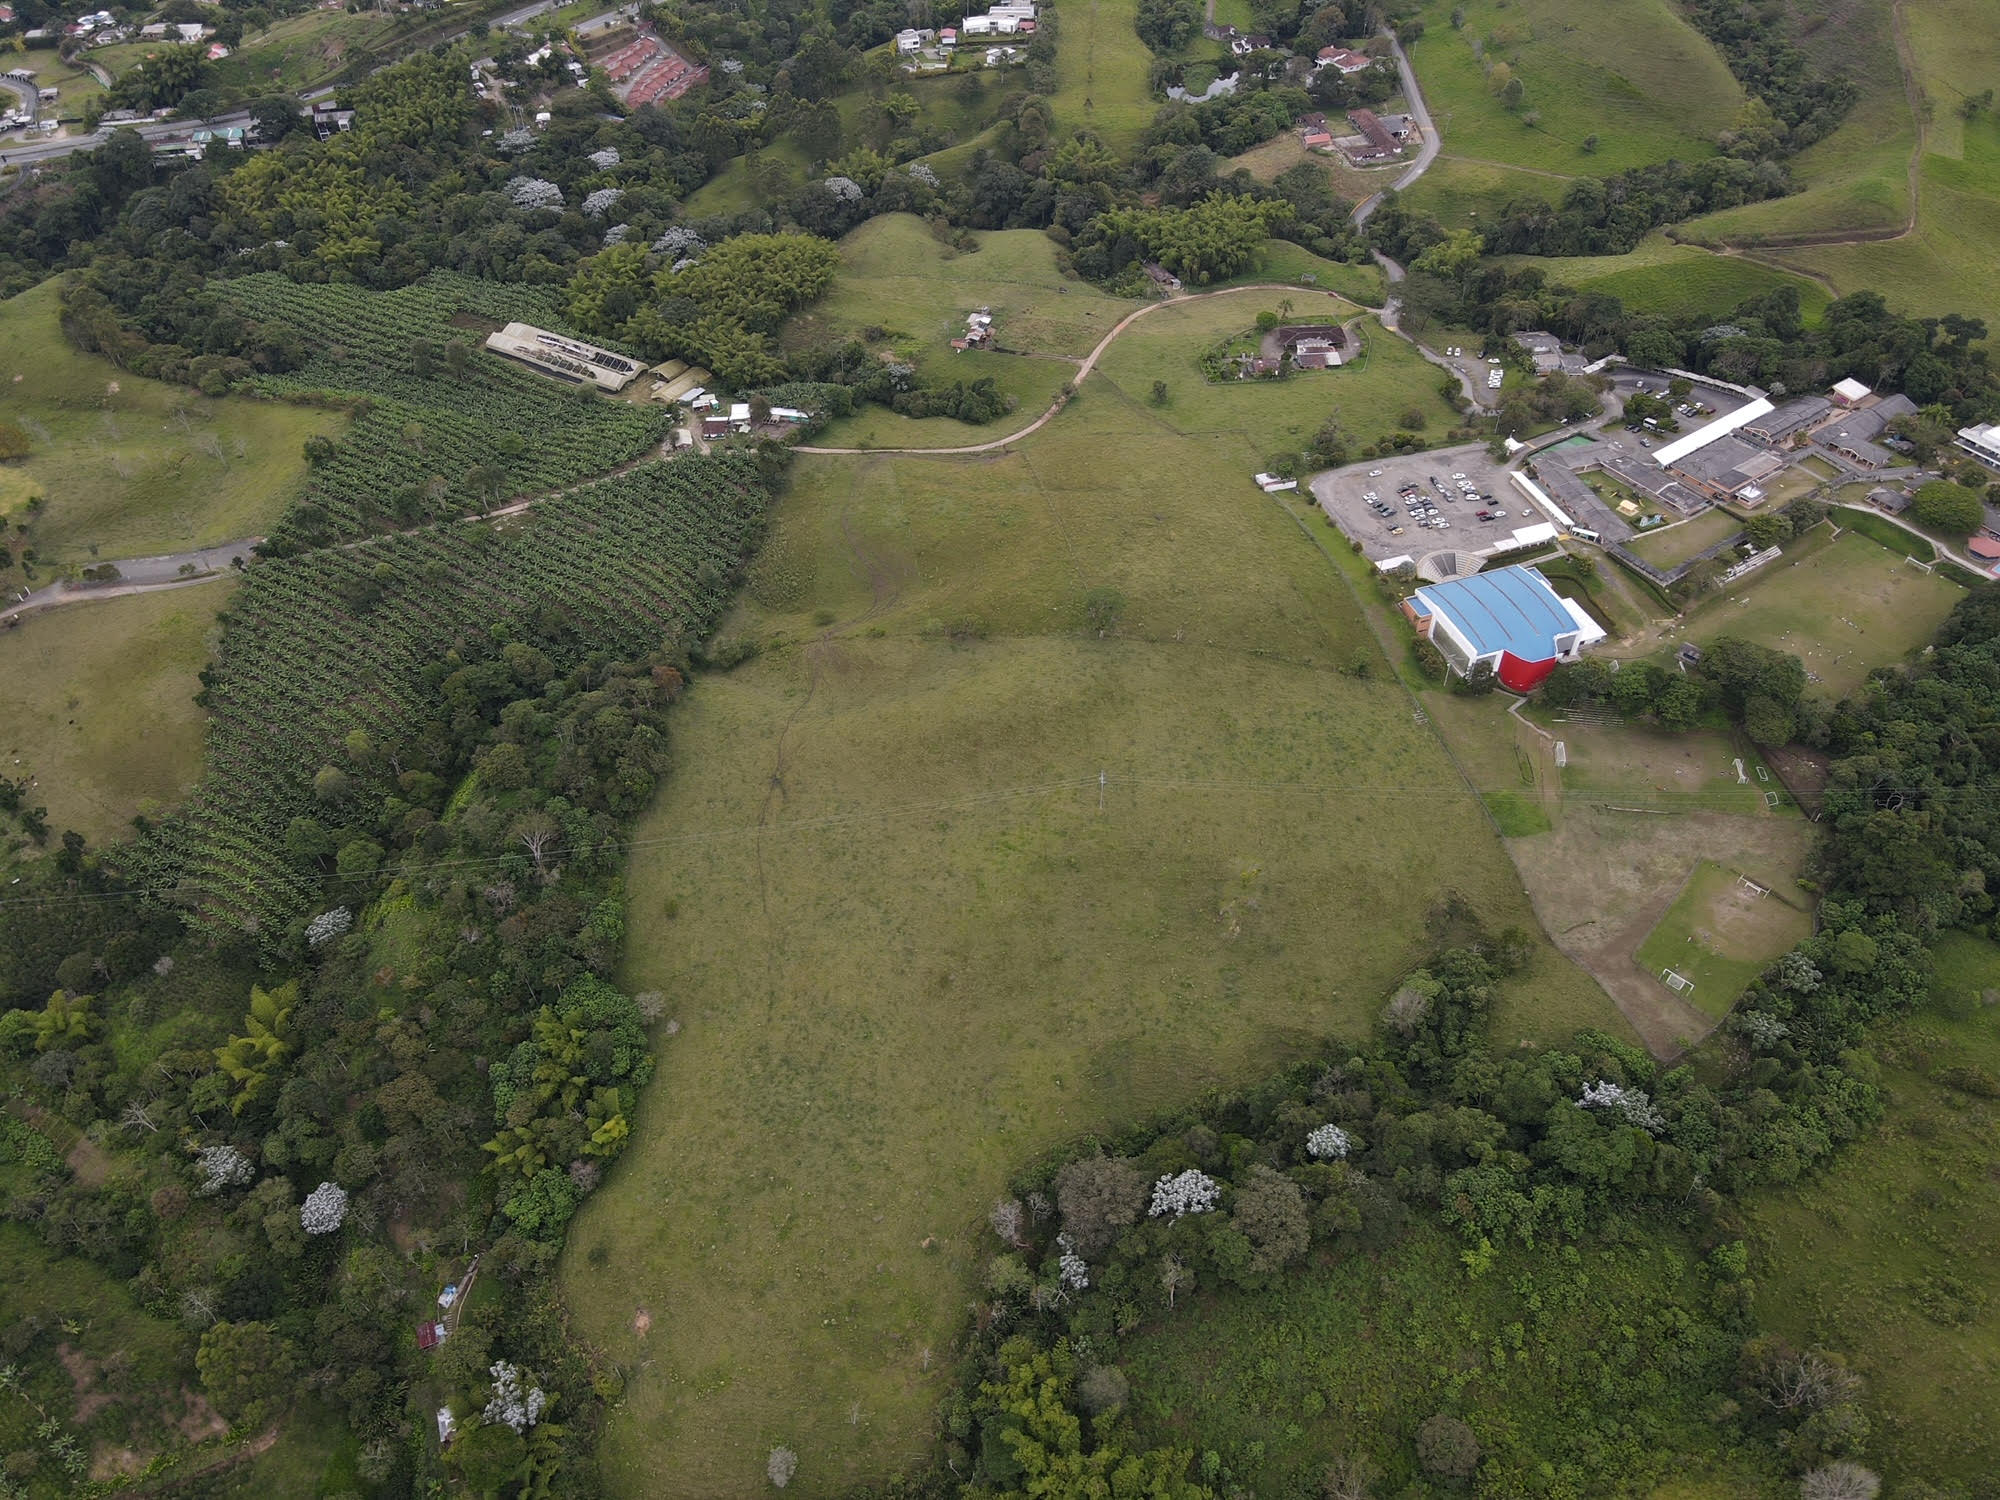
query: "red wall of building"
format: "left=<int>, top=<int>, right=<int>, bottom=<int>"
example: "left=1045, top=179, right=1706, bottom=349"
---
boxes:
left=1496, top=651, right=1557, bottom=693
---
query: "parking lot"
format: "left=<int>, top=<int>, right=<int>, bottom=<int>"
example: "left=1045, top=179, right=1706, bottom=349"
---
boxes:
left=1308, top=444, right=1539, bottom=563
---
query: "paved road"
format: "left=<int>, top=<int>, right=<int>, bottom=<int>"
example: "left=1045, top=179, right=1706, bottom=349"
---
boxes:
left=0, top=538, right=258, bottom=626
left=1352, top=31, right=1441, bottom=226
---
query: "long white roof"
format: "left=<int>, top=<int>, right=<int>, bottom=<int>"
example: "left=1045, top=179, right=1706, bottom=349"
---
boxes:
left=1651, top=397, right=1775, bottom=467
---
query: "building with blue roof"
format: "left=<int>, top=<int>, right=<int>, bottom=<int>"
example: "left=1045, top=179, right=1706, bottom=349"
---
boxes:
left=1402, top=564, right=1606, bottom=691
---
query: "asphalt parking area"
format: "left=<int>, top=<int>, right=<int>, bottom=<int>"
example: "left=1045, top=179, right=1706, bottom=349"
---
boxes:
left=1308, top=446, right=1532, bottom=562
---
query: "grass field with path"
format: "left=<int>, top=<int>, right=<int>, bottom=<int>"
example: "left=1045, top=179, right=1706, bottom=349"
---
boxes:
left=565, top=327, right=1625, bottom=1494
left=0, top=583, right=227, bottom=850
left=208, top=9, right=401, bottom=94
left=1050, top=0, right=1157, bottom=152
left=1747, top=933, right=2000, bottom=1490
left=1684, top=527, right=1964, bottom=698
left=1398, top=154, right=1564, bottom=228
left=1403, top=0, right=1743, bottom=176
left=1500, top=235, right=1833, bottom=322
left=0, top=280, right=340, bottom=568
left=1634, top=859, right=1814, bottom=1019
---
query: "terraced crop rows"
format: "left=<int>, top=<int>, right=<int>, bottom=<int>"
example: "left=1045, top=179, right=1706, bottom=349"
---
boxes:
left=139, top=456, right=770, bottom=938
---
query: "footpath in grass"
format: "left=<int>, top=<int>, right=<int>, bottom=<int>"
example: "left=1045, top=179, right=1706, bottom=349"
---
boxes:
left=1749, top=936, right=2000, bottom=1490
left=567, top=388, right=1622, bottom=1495
left=0, top=582, right=227, bottom=851
left=0, top=280, right=340, bottom=568
left=1634, top=859, right=1813, bottom=1019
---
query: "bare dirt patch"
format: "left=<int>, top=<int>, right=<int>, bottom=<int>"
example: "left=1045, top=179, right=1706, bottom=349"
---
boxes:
left=176, top=1387, right=228, bottom=1443
left=58, top=1342, right=116, bottom=1424
left=90, top=1443, right=147, bottom=1482
left=65, top=1135, right=115, bottom=1188
left=1508, top=808, right=1816, bottom=1057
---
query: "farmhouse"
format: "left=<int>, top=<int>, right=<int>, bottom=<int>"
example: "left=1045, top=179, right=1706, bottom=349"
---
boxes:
left=1954, top=421, right=2000, bottom=470
left=483, top=323, right=643, bottom=393
left=1341, top=108, right=1402, bottom=163
left=1315, top=46, right=1371, bottom=73
left=1143, top=262, right=1182, bottom=291
left=1401, top=565, right=1606, bottom=692
left=1273, top=323, right=1348, bottom=369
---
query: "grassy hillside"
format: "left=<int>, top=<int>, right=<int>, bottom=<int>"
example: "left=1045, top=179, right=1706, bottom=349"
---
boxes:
left=1405, top=0, right=1745, bottom=177
left=0, top=280, right=341, bottom=568
left=1399, top=154, right=1565, bottom=229
left=1051, top=0, right=1158, bottom=151
left=0, top=583, right=227, bottom=852
left=1747, top=934, right=2000, bottom=1490
left=1502, top=235, right=1833, bottom=322
left=564, top=308, right=1622, bottom=1495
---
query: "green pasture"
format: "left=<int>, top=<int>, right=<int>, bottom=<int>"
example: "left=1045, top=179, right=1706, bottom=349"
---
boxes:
left=1624, top=507, right=1741, bottom=569
left=1685, top=528, right=1964, bottom=699
left=1089, top=293, right=1460, bottom=455
left=0, top=280, right=341, bottom=565
left=208, top=9, right=402, bottom=94
left=0, top=582, right=227, bottom=849
left=1051, top=0, right=1158, bottom=151
left=1406, top=0, right=1742, bottom=176
left=1208, top=240, right=1387, bottom=305
left=1555, top=723, right=1779, bottom=818
left=681, top=138, right=813, bottom=217
left=1398, top=155, right=1561, bottom=229
left=1508, top=236, right=1832, bottom=323
left=813, top=350, right=1076, bottom=448
left=1118, top=1220, right=1786, bottom=1496
left=1634, top=859, right=1813, bottom=1019
left=567, top=376, right=1622, bottom=1494
left=832, top=67, right=1010, bottom=157
left=1749, top=940, right=2000, bottom=1490
left=7, top=54, right=104, bottom=119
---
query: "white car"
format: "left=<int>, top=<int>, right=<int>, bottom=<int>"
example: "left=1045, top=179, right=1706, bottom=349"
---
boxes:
left=1368, top=468, right=1383, bottom=476
left=1486, top=356, right=1502, bottom=365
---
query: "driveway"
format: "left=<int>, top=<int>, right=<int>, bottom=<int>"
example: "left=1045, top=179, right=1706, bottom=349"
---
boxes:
left=1352, top=31, right=1441, bottom=226
left=1, top=538, right=257, bottom=625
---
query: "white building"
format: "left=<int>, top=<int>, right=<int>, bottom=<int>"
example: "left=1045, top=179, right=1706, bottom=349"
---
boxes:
left=1831, top=377, right=1871, bottom=406
left=1956, top=422, right=2000, bottom=470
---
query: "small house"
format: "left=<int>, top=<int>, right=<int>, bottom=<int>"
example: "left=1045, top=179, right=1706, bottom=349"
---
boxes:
left=940, top=26, right=957, bottom=45
left=416, top=1321, right=447, bottom=1351
left=894, top=28, right=922, bottom=53
left=139, top=22, right=169, bottom=38
left=1143, top=262, right=1182, bottom=291
left=1254, top=472, right=1297, bottom=492
left=1302, top=130, right=1333, bottom=150
left=701, top=414, right=731, bottom=439
left=1830, top=377, right=1871, bottom=406
left=1315, top=46, right=1370, bottom=73
left=175, top=22, right=205, bottom=41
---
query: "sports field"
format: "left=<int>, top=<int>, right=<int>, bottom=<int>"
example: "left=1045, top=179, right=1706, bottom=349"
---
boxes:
left=1634, top=859, right=1814, bottom=1019
left=0, top=280, right=340, bottom=567
left=0, top=582, right=227, bottom=849
left=1050, top=0, right=1156, bottom=151
left=1686, top=528, right=1965, bottom=698
left=565, top=330, right=1623, bottom=1494
left=1404, top=0, right=1742, bottom=176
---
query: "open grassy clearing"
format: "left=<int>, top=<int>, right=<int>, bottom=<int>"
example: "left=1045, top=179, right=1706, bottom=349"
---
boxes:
left=1625, top=506, right=1742, bottom=569
left=1747, top=936, right=2000, bottom=1490
left=1634, top=859, right=1814, bottom=1019
left=0, top=280, right=340, bottom=567
left=1206, top=239, right=1387, bottom=304
left=1405, top=0, right=1743, bottom=176
left=208, top=9, right=401, bottom=94
left=1502, top=235, right=1832, bottom=322
left=1089, top=292, right=1459, bottom=454
left=1229, top=131, right=1398, bottom=214
left=1398, top=154, right=1560, bottom=229
left=2, top=55, right=103, bottom=124
left=1554, top=720, right=1786, bottom=819
left=1683, top=527, right=1964, bottom=699
left=832, top=67, right=1012, bottom=157
left=0, top=583, right=227, bottom=850
left=567, top=371, right=1623, bottom=1494
left=681, top=137, right=813, bottom=217
left=1050, top=0, right=1158, bottom=151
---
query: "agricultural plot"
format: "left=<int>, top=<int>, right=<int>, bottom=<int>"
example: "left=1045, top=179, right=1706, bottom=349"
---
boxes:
left=0, top=585, right=226, bottom=853
left=140, top=455, right=770, bottom=940
left=1685, top=528, right=1964, bottom=699
left=1634, top=859, right=1814, bottom=1019
left=1404, top=0, right=1743, bottom=176
left=0, top=280, right=340, bottom=567
left=216, top=272, right=674, bottom=551
left=1749, top=938, right=2000, bottom=1490
left=567, top=388, right=1621, bottom=1495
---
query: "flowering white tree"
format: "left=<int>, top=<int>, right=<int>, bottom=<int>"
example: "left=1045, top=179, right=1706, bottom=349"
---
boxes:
left=601, top=222, right=631, bottom=245
left=823, top=175, right=864, bottom=201
left=498, top=128, right=535, bottom=152
left=906, top=161, right=939, bottom=187
left=989, top=1197, right=1024, bottom=1245
left=767, top=1445, right=798, bottom=1488
left=300, top=1181, right=348, bottom=1234
left=1306, top=1123, right=1351, bottom=1160
left=1578, top=1080, right=1665, bottom=1133
left=483, top=1362, right=548, bottom=1432
left=1148, top=1169, right=1220, bottom=1219
left=505, top=177, right=564, bottom=210
left=588, top=147, right=622, bottom=169
left=1800, top=1464, right=1880, bottom=1500
left=195, top=1145, right=253, bottom=1196
left=582, top=187, right=624, bottom=218
left=305, top=907, right=352, bottom=947
left=1056, top=1233, right=1090, bottom=1291
left=652, top=226, right=705, bottom=258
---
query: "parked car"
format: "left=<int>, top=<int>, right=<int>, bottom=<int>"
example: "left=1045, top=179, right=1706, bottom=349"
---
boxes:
left=1476, top=510, right=1493, bottom=521
left=1368, top=468, right=1384, bottom=476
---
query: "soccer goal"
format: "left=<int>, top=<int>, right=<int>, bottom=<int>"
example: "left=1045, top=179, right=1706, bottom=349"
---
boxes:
left=1660, top=968, right=1696, bottom=997
left=1906, top=555, right=1935, bottom=575
left=1736, top=875, right=1770, bottom=898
